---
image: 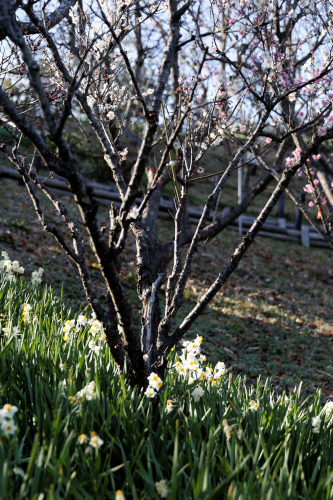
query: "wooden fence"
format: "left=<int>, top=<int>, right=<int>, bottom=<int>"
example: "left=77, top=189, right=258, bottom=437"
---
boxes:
left=0, top=166, right=330, bottom=249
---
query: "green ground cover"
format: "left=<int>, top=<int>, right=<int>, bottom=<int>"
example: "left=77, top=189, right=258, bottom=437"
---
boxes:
left=0, top=274, right=332, bottom=499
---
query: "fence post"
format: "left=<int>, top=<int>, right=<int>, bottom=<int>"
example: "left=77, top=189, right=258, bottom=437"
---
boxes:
left=301, top=224, right=310, bottom=247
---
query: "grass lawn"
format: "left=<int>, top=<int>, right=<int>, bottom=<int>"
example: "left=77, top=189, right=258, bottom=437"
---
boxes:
left=0, top=275, right=332, bottom=499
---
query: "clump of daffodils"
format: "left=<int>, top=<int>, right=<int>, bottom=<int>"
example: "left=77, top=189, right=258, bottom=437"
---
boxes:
left=62, top=319, right=76, bottom=341
left=174, top=335, right=227, bottom=384
left=22, top=303, right=32, bottom=323
left=2, top=323, right=20, bottom=338
left=62, top=314, right=106, bottom=351
left=31, top=267, right=44, bottom=285
left=0, top=251, right=44, bottom=284
left=143, top=335, right=228, bottom=400
left=67, top=381, right=98, bottom=403
left=144, top=372, right=163, bottom=398
left=62, top=315, right=89, bottom=341
left=0, top=251, right=24, bottom=281
left=0, top=404, right=18, bottom=436
left=88, top=318, right=107, bottom=352
left=74, top=381, right=97, bottom=401
left=78, top=431, right=104, bottom=454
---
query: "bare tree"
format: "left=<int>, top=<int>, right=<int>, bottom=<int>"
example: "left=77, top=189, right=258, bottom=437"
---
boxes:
left=0, top=0, right=332, bottom=386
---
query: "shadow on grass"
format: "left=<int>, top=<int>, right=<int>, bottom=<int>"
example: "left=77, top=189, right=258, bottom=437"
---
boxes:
left=178, top=295, right=333, bottom=397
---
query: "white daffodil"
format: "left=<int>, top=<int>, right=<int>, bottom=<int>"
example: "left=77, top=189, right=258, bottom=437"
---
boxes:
left=11, top=261, right=20, bottom=272
left=89, top=432, right=104, bottom=449
left=78, top=433, right=89, bottom=445
left=312, top=416, right=321, bottom=431
left=77, top=315, right=88, bottom=326
left=115, top=491, right=126, bottom=500
left=165, top=400, right=174, bottom=413
left=155, top=479, right=169, bottom=498
left=22, top=303, right=32, bottom=322
left=147, top=373, right=163, bottom=391
left=0, top=404, right=18, bottom=419
left=175, top=364, right=186, bottom=377
left=249, top=400, right=259, bottom=411
left=191, top=386, right=204, bottom=402
left=214, top=361, right=227, bottom=378
left=74, top=381, right=97, bottom=401
left=144, top=387, right=156, bottom=398
left=89, top=321, right=102, bottom=335
left=89, top=342, right=102, bottom=354
left=1, top=419, right=17, bottom=435
left=31, top=268, right=44, bottom=284
left=222, top=419, right=232, bottom=440
left=2, top=259, right=12, bottom=272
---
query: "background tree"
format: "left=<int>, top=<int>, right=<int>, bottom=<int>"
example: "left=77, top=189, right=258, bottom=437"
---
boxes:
left=0, top=0, right=332, bottom=386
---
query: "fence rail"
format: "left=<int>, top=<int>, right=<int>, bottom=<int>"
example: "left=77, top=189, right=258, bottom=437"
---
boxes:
left=0, top=166, right=330, bottom=249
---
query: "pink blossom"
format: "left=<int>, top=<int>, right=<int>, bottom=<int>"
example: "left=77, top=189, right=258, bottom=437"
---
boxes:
left=292, top=148, right=302, bottom=160
left=313, top=179, right=319, bottom=185
left=303, top=184, right=315, bottom=194
left=312, top=154, right=321, bottom=160
left=297, top=168, right=303, bottom=177
left=285, top=157, right=294, bottom=167
left=322, top=199, right=327, bottom=205
left=308, top=201, right=315, bottom=207
left=310, top=170, right=315, bottom=176
left=265, top=138, right=272, bottom=143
